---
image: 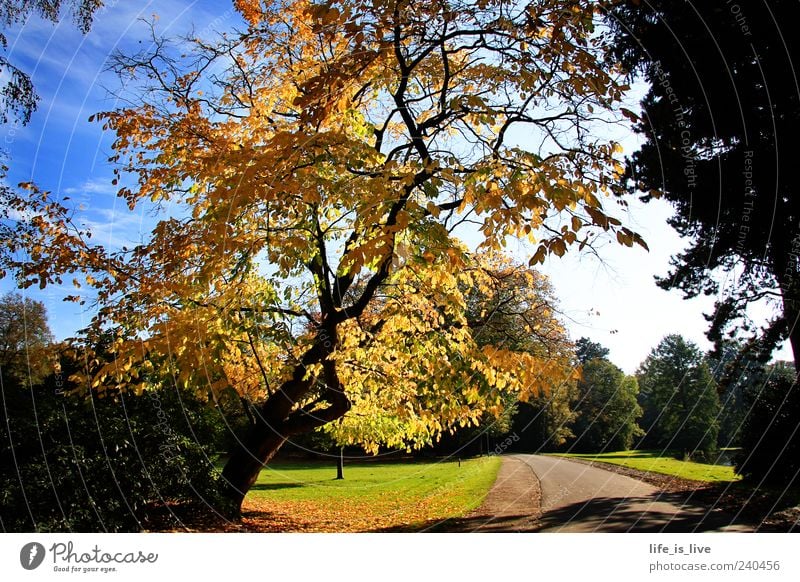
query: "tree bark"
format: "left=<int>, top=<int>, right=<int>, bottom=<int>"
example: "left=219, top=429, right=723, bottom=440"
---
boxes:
left=219, top=389, right=351, bottom=513
left=783, top=298, right=800, bottom=378
left=218, top=330, right=351, bottom=516
left=219, top=421, right=288, bottom=513
left=774, top=249, right=800, bottom=377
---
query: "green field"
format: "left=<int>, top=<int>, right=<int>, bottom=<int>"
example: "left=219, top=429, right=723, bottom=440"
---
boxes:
left=243, top=456, right=501, bottom=532
left=552, top=450, right=740, bottom=483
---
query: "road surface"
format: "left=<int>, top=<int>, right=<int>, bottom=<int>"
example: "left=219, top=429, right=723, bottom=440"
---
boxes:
left=518, top=454, right=750, bottom=532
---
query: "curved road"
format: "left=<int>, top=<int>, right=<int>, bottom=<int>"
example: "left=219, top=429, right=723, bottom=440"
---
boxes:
left=517, top=454, right=750, bottom=532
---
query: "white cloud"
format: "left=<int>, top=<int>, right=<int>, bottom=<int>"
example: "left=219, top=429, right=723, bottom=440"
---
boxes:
left=3, top=205, right=38, bottom=223
left=63, top=177, right=118, bottom=197
left=79, top=206, right=153, bottom=250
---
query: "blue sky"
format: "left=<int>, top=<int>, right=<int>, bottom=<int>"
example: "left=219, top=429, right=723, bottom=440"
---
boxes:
left=1, top=1, right=790, bottom=373
left=1, top=0, right=242, bottom=335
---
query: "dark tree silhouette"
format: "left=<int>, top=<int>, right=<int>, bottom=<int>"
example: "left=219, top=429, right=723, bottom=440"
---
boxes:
left=575, top=337, right=610, bottom=365
left=607, top=0, right=800, bottom=371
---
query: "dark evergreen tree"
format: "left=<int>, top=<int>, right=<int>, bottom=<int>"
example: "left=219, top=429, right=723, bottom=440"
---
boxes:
left=706, top=341, right=765, bottom=448
left=606, top=1, right=800, bottom=370
left=736, top=362, right=800, bottom=486
left=575, top=337, right=610, bottom=365
left=637, top=335, right=721, bottom=460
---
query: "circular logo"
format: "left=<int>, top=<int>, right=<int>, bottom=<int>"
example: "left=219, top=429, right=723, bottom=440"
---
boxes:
left=20, top=542, right=46, bottom=570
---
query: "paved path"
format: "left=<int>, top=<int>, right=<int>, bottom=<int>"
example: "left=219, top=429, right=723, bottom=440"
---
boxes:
left=518, top=455, right=751, bottom=532
left=458, top=455, right=541, bottom=532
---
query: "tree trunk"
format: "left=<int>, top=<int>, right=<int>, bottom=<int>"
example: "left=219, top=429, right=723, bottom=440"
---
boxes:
left=336, top=447, right=344, bottom=480
left=784, top=301, right=800, bottom=379
left=219, top=422, right=287, bottom=514
left=218, top=335, right=351, bottom=516
left=778, top=265, right=800, bottom=377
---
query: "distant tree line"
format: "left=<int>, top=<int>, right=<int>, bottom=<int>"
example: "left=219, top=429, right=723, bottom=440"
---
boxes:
left=486, top=333, right=798, bottom=488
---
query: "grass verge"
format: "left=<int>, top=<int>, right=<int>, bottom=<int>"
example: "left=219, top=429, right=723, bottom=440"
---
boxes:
left=551, top=450, right=740, bottom=483
left=242, top=456, right=501, bottom=532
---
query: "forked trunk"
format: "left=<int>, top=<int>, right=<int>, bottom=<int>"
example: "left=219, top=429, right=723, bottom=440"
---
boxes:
left=218, top=339, right=351, bottom=516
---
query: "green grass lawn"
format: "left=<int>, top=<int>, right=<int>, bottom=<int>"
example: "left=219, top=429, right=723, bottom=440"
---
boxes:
left=552, top=450, right=740, bottom=483
left=242, top=456, right=501, bottom=532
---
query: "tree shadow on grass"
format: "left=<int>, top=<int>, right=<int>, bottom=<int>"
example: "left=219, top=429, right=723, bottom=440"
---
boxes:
left=564, top=451, right=670, bottom=460
left=249, top=482, right=304, bottom=492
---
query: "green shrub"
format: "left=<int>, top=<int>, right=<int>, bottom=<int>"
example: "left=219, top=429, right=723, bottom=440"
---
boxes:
left=1, top=374, right=226, bottom=532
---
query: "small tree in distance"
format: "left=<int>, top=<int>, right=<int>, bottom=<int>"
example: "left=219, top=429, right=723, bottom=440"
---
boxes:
left=571, top=358, right=642, bottom=453
left=575, top=337, right=610, bottom=365
left=637, top=334, right=721, bottom=461
left=0, top=292, right=54, bottom=389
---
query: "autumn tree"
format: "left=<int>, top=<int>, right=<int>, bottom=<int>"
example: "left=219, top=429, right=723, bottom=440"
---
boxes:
left=415, top=252, right=577, bottom=455
left=465, top=253, right=569, bottom=355
left=461, top=252, right=578, bottom=452
left=467, top=254, right=577, bottom=449
left=1, top=0, right=642, bottom=514
left=637, top=335, right=721, bottom=460
left=606, top=1, right=800, bottom=370
left=322, top=251, right=576, bottom=453
left=1, top=0, right=104, bottom=278
left=0, top=292, right=53, bottom=389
